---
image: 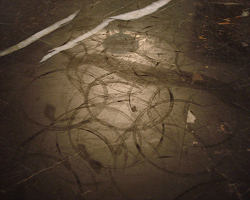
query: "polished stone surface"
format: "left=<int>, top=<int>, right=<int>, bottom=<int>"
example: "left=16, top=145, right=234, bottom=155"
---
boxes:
left=0, top=0, right=249, bottom=200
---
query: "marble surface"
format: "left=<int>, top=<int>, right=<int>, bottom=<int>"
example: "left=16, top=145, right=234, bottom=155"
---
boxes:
left=0, top=0, right=249, bottom=200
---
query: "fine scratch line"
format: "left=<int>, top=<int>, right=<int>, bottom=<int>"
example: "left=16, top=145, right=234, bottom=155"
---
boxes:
left=40, top=0, right=172, bottom=62
left=0, top=10, right=80, bottom=57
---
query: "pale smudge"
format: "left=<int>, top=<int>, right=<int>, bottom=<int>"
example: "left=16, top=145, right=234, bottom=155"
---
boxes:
left=187, top=110, right=196, bottom=124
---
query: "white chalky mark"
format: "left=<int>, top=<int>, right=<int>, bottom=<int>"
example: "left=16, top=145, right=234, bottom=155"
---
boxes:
left=0, top=10, right=80, bottom=57
left=241, top=10, right=249, bottom=17
left=40, top=0, right=172, bottom=62
left=187, top=110, right=196, bottom=124
left=109, top=0, right=171, bottom=20
left=40, top=18, right=115, bottom=62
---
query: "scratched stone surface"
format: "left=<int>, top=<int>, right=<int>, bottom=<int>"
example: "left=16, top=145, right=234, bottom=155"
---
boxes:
left=0, top=0, right=249, bottom=200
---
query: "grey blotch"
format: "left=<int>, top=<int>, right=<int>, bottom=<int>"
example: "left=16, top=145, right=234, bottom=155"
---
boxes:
left=103, top=33, right=139, bottom=54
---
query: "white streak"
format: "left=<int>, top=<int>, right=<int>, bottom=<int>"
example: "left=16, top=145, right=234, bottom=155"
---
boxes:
left=110, top=0, right=171, bottom=20
left=40, top=18, right=114, bottom=62
left=0, top=10, right=80, bottom=57
left=41, top=0, right=172, bottom=62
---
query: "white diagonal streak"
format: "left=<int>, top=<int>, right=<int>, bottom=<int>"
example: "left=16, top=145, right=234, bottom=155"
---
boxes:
left=0, top=10, right=80, bottom=57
